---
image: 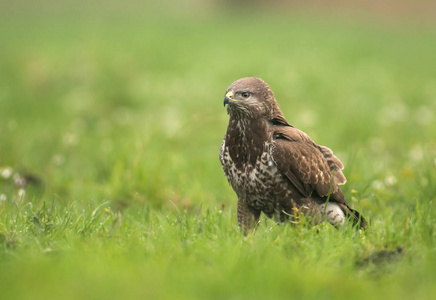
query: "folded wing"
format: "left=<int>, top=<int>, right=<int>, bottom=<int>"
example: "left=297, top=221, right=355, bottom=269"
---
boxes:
left=271, top=126, right=346, bottom=204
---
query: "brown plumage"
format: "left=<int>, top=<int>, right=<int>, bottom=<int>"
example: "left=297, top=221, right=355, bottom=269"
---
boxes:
left=220, top=77, right=367, bottom=231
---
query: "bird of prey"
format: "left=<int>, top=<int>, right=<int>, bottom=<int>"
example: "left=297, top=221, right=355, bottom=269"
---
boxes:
left=220, top=77, right=367, bottom=231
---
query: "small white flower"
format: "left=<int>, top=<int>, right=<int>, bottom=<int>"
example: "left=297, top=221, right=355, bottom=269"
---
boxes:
left=0, top=194, right=6, bottom=202
left=13, top=173, right=26, bottom=187
left=1, top=167, right=13, bottom=179
left=18, top=189, right=26, bottom=198
left=409, top=145, right=423, bottom=162
left=372, top=180, right=385, bottom=190
left=384, top=175, right=397, bottom=187
left=414, top=106, right=434, bottom=126
left=379, top=101, right=408, bottom=126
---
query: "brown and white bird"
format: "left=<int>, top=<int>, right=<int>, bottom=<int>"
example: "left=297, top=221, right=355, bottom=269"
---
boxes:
left=220, top=77, right=367, bottom=231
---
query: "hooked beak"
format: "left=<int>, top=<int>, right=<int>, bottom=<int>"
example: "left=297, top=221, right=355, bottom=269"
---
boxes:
left=223, top=91, right=233, bottom=107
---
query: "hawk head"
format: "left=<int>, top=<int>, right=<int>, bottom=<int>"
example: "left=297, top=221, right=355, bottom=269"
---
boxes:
left=224, top=77, right=278, bottom=119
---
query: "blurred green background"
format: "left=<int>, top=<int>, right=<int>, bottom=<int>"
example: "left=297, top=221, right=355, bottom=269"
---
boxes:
left=0, top=1, right=435, bottom=299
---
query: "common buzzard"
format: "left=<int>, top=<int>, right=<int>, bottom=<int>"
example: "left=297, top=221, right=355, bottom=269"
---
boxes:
left=220, top=77, right=367, bottom=230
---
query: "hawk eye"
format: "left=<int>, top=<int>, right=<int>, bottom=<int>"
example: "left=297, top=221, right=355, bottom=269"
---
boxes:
left=241, top=92, right=250, bottom=99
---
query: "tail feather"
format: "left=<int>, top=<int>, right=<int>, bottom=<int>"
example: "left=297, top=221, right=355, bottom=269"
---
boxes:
left=339, top=204, right=368, bottom=230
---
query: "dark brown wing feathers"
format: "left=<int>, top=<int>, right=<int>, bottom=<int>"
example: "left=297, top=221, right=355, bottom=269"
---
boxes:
left=271, top=126, right=367, bottom=229
left=271, top=126, right=345, bottom=203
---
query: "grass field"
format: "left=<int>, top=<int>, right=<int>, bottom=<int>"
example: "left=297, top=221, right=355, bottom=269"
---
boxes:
left=0, top=2, right=435, bottom=299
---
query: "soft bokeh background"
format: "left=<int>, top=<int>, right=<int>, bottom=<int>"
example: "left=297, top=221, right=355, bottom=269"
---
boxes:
left=0, top=1, right=435, bottom=299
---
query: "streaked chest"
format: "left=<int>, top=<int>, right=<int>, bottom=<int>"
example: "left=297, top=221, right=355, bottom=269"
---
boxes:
left=221, top=141, right=280, bottom=195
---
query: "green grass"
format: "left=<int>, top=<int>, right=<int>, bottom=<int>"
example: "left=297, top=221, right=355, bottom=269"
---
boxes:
left=1, top=3, right=436, bottom=299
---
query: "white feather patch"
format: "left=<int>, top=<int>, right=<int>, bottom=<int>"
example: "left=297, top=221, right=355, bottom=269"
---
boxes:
left=319, top=202, right=345, bottom=227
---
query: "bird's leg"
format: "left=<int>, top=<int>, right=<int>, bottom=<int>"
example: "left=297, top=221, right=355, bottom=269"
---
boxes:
left=237, top=199, right=260, bottom=233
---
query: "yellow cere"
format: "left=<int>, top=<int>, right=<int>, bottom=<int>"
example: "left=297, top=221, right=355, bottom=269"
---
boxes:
left=226, top=91, right=243, bottom=103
